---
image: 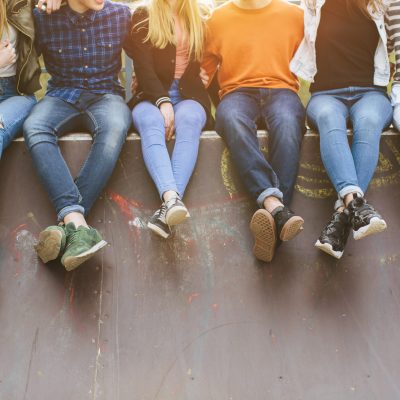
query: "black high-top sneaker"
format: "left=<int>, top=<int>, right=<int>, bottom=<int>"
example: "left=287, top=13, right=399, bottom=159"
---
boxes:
left=271, top=206, right=304, bottom=241
left=147, top=204, right=171, bottom=239
left=315, top=211, right=351, bottom=259
left=347, top=194, right=387, bottom=240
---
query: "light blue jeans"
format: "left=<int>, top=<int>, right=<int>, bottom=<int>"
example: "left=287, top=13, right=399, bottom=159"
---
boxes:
left=132, top=79, right=207, bottom=199
left=0, top=76, right=36, bottom=158
left=307, top=87, right=393, bottom=208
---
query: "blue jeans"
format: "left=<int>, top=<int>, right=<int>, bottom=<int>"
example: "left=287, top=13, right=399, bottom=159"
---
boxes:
left=0, top=76, right=36, bottom=158
left=23, top=92, right=132, bottom=221
left=215, top=88, right=305, bottom=207
left=132, top=79, right=206, bottom=199
left=307, top=87, right=393, bottom=208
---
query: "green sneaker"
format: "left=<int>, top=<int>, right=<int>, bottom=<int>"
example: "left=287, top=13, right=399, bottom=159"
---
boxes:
left=61, top=223, right=107, bottom=271
left=35, top=225, right=67, bottom=263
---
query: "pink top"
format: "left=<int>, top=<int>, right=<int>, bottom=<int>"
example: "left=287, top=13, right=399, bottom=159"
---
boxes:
left=173, top=15, right=190, bottom=79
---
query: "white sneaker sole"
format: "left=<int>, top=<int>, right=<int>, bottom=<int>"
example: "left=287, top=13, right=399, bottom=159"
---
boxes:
left=35, top=230, right=63, bottom=263
left=315, top=240, right=343, bottom=259
left=147, top=221, right=170, bottom=239
left=166, top=206, right=189, bottom=226
left=353, top=217, right=387, bottom=240
left=63, top=240, right=108, bottom=272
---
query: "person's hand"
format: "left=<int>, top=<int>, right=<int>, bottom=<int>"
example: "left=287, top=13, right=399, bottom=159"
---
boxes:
left=0, top=41, right=16, bottom=69
left=159, top=102, right=175, bottom=141
left=37, top=0, right=63, bottom=14
left=200, top=67, right=209, bottom=86
left=131, top=75, right=138, bottom=95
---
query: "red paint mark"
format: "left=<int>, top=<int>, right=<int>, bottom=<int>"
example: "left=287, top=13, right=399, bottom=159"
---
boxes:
left=69, top=287, right=75, bottom=306
left=108, top=191, right=141, bottom=219
left=188, top=293, right=200, bottom=304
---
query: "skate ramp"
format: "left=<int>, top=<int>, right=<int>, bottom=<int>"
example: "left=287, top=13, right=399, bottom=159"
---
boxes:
left=1, top=132, right=400, bottom=399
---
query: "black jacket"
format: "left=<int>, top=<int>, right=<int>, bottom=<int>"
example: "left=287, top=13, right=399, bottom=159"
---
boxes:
left=126, top=8, right=212, bottom=124
left=7, top=0, right=41, bottom=94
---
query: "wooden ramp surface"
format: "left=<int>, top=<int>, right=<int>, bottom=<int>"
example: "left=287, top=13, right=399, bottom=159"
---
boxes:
left=1, top=133, right=400, bottom=400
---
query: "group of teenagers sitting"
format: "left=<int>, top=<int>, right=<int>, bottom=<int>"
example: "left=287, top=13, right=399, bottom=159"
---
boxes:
left=1, top=0, right=399, bottom=270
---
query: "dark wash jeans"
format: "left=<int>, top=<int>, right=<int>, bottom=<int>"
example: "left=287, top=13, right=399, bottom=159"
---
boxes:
left=215, top=87, right=305, bottom=207
left=23, top=92, right=132, bottom=221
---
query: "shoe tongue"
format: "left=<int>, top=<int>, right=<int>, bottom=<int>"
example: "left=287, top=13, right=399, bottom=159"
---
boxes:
left=271, top=206, right=284, bottom=217
left=76, top=225, right=90, bottom=231
left=65, top=222, right=77, bottom=232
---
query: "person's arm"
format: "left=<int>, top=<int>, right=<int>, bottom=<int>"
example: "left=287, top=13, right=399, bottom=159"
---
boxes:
left=125, top=9, right=170, bottom=108
left=0, top=41, right=16, bottom=69
left=386, top=3, right=400, bottom=130
left=32, top=8, right=43, bottom=57
left=125, top=9, right=175, bottom=139
left=201, top=24, right=220, bottom=89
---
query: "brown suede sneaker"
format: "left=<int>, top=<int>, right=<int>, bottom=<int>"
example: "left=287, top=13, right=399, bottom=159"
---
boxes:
left=250, top=209, right=277, bottom=263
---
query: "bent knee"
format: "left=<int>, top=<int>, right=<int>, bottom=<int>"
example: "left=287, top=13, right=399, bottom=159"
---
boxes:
left=23, top=117, right=57, bottom=148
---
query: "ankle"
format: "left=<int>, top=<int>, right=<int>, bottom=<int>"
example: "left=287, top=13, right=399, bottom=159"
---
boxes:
left=64, top=212, right=88, bottom=229
left=163, top=191, right=179, bottom=203
left=344, top=192, right=362, bottom=208
left=263, top=196, right=284, bottom=214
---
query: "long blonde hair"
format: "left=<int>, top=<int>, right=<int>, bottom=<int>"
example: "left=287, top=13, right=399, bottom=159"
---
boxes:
left=137, top=0, right=212, bottom=61
left=0, top=0, right=8, bottom=39
left=305, top=0, right=385, bottom=18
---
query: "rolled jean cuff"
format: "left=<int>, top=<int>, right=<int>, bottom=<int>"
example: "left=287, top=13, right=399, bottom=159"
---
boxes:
left=257, top=187, right=284, bottom=208
left=57, top=205, right=85, bottom=222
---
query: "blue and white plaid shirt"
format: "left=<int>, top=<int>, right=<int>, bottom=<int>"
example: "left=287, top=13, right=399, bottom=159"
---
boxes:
left=34, top=1, right=132, bottom=104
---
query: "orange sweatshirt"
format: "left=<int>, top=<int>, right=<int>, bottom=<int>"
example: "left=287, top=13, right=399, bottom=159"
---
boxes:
left=202, top=0, right=304, bottom=99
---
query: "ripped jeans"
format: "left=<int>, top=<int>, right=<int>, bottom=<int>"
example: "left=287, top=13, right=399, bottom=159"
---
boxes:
left=0, top=76, right=36, bottom=158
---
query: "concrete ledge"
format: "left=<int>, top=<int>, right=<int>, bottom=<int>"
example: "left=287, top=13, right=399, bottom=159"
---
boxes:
left=12, top=128, right=400, bottom=142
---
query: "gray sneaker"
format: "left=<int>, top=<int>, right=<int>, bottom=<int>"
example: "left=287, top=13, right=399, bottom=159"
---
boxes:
left=165, top=197, right=190, bottom=226
left=148, top=204, right=171, bottom=239
left=35, top=225, right=67, bottom=263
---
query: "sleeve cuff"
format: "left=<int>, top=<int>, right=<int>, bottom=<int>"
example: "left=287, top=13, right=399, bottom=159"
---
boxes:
left=391, top=83, right=400, bottom=106
left=156, top=97, right=172, bottom=108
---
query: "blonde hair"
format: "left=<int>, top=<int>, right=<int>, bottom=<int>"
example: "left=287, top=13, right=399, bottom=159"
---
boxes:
left=305, top=0, right=385, bottom=18
left=0, top=0, right=8, bottom=39
left=137, top=0, right=212, bottom=61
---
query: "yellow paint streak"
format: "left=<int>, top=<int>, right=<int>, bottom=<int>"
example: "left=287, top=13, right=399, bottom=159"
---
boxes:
left=375, top=152, right=393, bottom=173
left=297, top=175, right=330, bottom=184
left=295, top=184, right=335, bottom=198
left=370, top=171, right=400, bottom=188
left=300, top=162, right=325, bottom=173
left=386, top=138, right=400, bottom=164
left=220, top=148, right=238, bottom=198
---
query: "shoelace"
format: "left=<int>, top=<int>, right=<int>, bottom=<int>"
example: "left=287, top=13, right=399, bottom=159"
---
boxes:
left=352, top=203, right=376, bottom=223
left=153, top=204, right=167, bottom=220
left=66, top=229, right=80, bottom=250
left=324, top=215, right=344, bottom=237
left=159, top=204, right=167, bottom=217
